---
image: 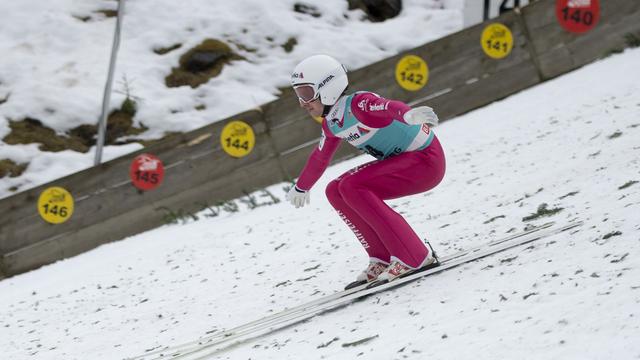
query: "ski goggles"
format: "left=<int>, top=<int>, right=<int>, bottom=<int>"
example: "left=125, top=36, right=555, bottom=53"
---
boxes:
left=293, top=84, right=319, bottom=104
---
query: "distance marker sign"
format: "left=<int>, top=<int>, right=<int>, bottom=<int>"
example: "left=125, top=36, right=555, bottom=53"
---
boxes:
left=38, top=186, right=74, bottom=224
left=130, top=153, right=165, bottom=191
left=481, top=23, right=514, bottom=59
left=395, top=55, right=429, bottom=91
left=556, top=0, right=600, bottom=34
left=221, top=120, right=255, bottom=158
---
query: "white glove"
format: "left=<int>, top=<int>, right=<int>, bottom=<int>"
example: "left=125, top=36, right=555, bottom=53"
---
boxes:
left=286, top=186, right=310, bottom=208
left=403, top=106, right=439, bottom=127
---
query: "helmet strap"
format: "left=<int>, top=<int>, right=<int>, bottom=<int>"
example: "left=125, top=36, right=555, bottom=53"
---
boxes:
left=322, top=105, right=332, bottom=117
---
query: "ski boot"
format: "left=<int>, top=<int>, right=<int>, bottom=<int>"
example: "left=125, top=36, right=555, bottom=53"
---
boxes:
left=344, top=258, right=389, bottom=290
left=368, top=242, right=440, bottom=288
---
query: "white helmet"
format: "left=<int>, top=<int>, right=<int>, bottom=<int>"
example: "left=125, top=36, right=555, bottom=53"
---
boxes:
left=291, top=54, right=348, bottom=106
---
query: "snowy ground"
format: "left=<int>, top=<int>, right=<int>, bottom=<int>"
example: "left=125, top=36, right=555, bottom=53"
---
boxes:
left=0, top=0, right=462, bottom=198
left=1, top=43, right=639, bottom=359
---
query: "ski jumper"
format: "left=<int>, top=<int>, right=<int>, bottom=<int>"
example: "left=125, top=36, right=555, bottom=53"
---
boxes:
left=295, top=92, right=446, bottom=268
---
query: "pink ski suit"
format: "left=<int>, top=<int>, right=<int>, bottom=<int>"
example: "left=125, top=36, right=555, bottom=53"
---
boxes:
left=295, top=92, right=446, bottom=268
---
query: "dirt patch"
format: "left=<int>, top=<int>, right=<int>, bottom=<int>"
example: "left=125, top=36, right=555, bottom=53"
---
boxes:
left=618, top=180, right=638, bottom=190
left=0, top=159, right=27, bottom=178
left=522, top=203, right=563, bottom=222
left=348, top=0, right=402, bottom=22
left=625, top=32, right=640, bottom=48
left=3, top=118, right=89, bottom=152
left=95, top=9, right=118, bottom=18
left=72, top=14, right=92, bottom=22
left=228, top=40, right=258, bottom=54
left=101, top=108, right=148, bottom=144
left=282, top=37, right=298, bottom=53
left=2, top=99, right=147, bottom=153
left=293, top=3, right=322, bottom=17
left=165, top=39, right=244, bottom=88
left=72, top=8, right=118, bottom=22
left=154, top=44, right=182, bottom=55
left=608, top=130, right=623, bottom=139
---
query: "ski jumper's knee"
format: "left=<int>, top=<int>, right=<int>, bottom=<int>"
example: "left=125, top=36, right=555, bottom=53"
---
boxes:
left=325, top=179, right=343, bottom=208
left=336, top=175, right=368, bottom=209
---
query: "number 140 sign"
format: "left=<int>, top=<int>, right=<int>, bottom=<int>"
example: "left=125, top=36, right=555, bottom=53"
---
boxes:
left=556, top=0, right=600, bottom=34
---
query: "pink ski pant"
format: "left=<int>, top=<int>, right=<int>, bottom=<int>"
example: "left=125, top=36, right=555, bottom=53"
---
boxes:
left=325, top=136, right=446, bottom=268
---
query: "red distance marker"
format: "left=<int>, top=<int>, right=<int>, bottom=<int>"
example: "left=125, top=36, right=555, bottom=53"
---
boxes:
left=130, top=153, right=165, bottom=191
left=556, top=0, right=600, bottom=34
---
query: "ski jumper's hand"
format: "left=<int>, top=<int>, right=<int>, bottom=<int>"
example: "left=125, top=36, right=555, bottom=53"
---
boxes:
left=403, top=106, right=439, bottom=127
left=286, top=186, right=310, bottom=208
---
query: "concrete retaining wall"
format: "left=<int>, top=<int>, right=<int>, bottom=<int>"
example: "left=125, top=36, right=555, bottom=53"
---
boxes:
left=1, top=0, right=638, bottom=279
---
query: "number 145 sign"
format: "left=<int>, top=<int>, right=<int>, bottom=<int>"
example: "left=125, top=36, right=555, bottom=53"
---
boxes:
left=130, top=153, right=165, bottom=191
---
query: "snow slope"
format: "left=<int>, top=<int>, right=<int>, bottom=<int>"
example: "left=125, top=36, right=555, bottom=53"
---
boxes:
left=0, top=0, right=462, bottom=198
left=1, top=43, right=640, bottom=360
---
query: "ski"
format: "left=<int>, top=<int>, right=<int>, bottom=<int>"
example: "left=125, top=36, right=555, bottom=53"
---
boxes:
left=172, top=220, right=582, bottom=360
left=129, top=221, right=578, bottom=360
left=128, top=221, right=554, bottom=360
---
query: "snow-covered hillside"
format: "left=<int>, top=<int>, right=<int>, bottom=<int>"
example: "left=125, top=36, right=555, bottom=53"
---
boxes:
left=0, top=0, right=463, bottom=198
left=1, top=43, right=639, bottom=359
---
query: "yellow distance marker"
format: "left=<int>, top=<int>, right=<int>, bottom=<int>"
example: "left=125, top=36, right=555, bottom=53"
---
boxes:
left=395, top=55, right=429, bottom=91
left=38, top=186, right=74, bottom=224
left=481, top=23, right=514, bottom=59
left=220, top=120, right=256, bottom=158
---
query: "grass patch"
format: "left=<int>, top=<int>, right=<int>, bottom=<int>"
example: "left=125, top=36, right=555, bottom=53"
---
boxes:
left=154, top=44, right=182, bottom=55
left=607, top=32, right=640, bottom=55
left=342, top=335, right=379, bottom=347
left=165, top=39, right=244, bottom=88
left=558, top=191, right=579, bottom=200
left=625, top=33, right=640, bottom=48
left=281, top=37, right=298, bottom=53
left=71, top=14, right=92, bottom=22
left=522, top=203, right=563, bottom=222
left=618, top=180, right=638, bottom=190
left=293, top=3, right=322, bottom=17
left=602, top=231, right=622, bottom=240
left=95, top=9, right=117, bottom=18
left=317, top=337, right=339, bottom=349
left=3, top=98, right=147, bottom=153
left=608, top=131, right=623, bottom=139
left=347, top=0, right=402, bottom=22
left=0, top=159, right=27, bottom=178
left=484, top=215, right=506, bottom=224
left=228, top=40, right=258, bottom=54
left=3, top=118, right=89, bottom=152
left=514, top=187, right=544, bottom=203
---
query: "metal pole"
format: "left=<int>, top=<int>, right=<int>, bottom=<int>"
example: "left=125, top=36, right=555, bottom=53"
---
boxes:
left=483, top=0, right=490, bottom=21
left=94, top=0, right=126, bottom=166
